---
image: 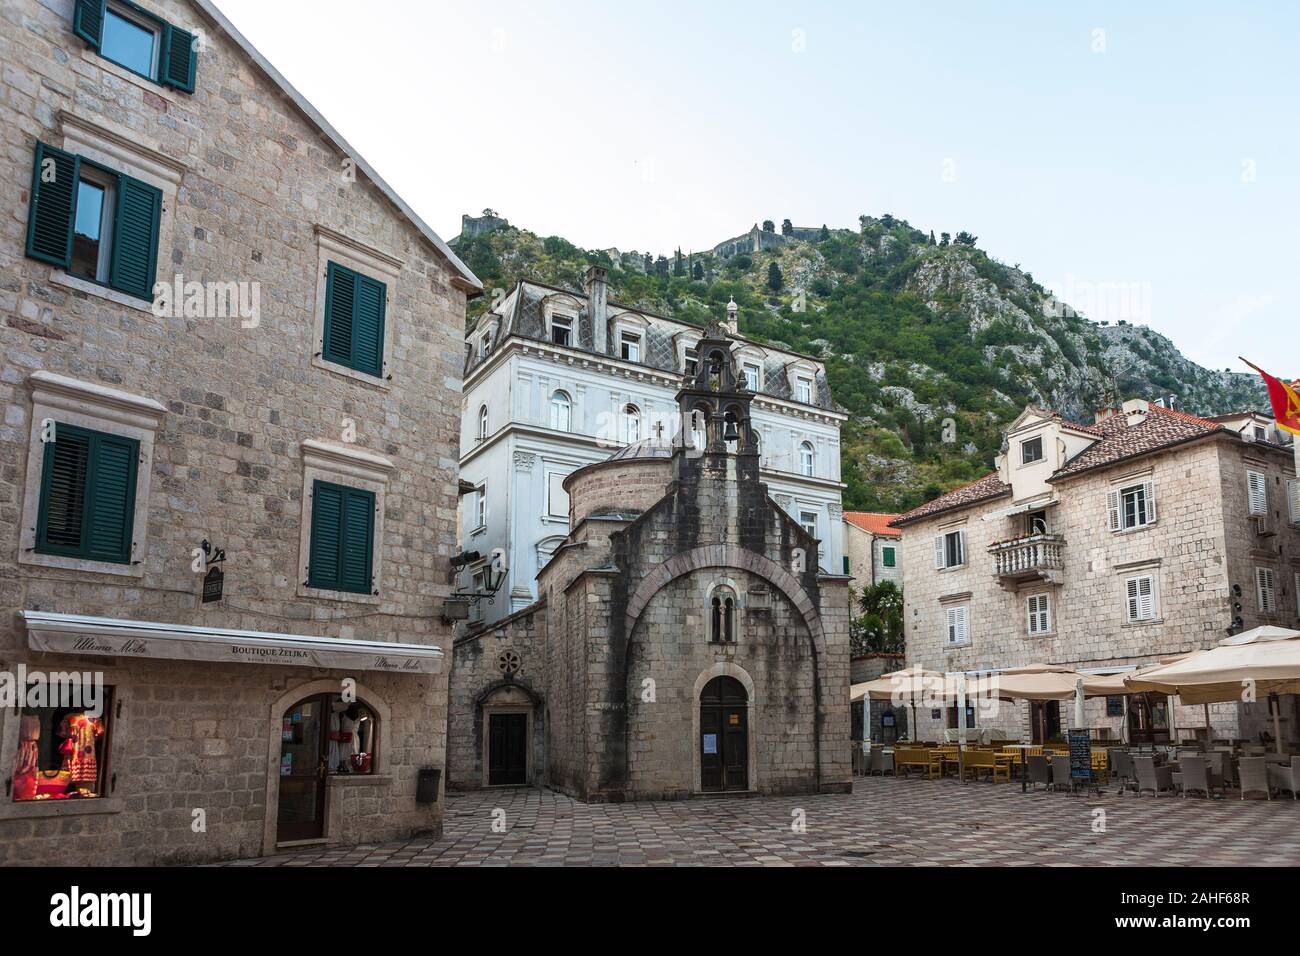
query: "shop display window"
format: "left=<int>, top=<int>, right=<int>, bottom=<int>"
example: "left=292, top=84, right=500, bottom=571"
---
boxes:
left=12, top=692, right=112, bottom=802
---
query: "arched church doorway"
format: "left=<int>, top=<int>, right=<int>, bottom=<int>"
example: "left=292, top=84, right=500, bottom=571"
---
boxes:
left=700, top=676, right=748, bottom=792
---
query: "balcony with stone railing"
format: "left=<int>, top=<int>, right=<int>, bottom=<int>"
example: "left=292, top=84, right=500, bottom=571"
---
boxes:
left=988, top=533, right=1065, bottom=589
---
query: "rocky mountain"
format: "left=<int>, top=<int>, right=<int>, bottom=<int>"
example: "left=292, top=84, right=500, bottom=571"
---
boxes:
left=451, top=215, right=1268, bottom=512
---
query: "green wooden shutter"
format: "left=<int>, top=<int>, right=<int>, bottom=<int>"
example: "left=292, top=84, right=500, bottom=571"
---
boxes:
left=323, top=263, right=386, bottom=376
left=25, top=143, right=80, bottom=268
left=109, top=174, right=162, bottom=299
left=85, top=434, right=138, bottom=561
left=73, top=0, right=106, bottom=47
left=341, top=488, right=375, bottom=593
left=36, top=425, right=137, bottom=563
left=323, top=263, right=356, bottom=367
left=352, top=274, right=386, bottom=377
left=308, top=481, right=344, bottom=590
left=161, top=23, right=197, bottom=93
left=37, top=428, right=91, bottom=553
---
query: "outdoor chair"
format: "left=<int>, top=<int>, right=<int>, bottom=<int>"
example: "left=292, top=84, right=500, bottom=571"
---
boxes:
left=1109, top=749, right=1134, bottom=793
left=1266, top=756, right=1300, bottom=800
left=1176, top=756, right=1216, bottom=798
left=1203, top=751, right=1231, bottom=788
left=961, top=749, right=1006, bottom=783
left=1027, top=754, right=1050, bottom=791
left=1050, top=754, right=1073, bottom=792
left=1238, top=757, right=1271, bottom=800
left=1133, top=756, right=1175, bottom=796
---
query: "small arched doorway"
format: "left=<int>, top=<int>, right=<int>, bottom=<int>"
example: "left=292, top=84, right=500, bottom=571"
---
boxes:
left=700, top=676, right=748, bottom=792
left=276, top=694, right=378, bottom=842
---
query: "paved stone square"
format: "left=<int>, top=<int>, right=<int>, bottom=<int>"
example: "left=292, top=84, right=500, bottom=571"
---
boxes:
left=218, top=776, right=1300, bottom=867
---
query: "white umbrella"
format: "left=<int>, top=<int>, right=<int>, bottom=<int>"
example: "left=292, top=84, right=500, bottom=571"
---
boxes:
left=1127, top=626, right=1300, bottom=753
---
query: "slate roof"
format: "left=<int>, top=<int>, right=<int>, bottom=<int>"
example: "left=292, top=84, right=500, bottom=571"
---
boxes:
left=891, top=404, right=1228, bottom=527
left=467, top=280, right=838, bottom=412
left=843, top=512, right=903, bottom=538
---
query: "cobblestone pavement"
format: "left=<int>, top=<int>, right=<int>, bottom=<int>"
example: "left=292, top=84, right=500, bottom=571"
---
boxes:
left=220, top=776, right=1300, bottom=867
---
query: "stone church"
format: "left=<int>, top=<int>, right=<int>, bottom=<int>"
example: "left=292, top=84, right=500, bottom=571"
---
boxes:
left=448, top=322, right=852, bottom=799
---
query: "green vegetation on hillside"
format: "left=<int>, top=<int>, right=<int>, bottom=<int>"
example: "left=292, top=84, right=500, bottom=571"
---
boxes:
left=451, top=216, right=1265, bottom=513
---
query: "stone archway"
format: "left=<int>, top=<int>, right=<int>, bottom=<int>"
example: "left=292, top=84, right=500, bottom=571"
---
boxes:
left=622, top=545, right=833, bottom=789
left=691, top=663, right=756, bottom=794
left=261, top=678, right=391, bottom=856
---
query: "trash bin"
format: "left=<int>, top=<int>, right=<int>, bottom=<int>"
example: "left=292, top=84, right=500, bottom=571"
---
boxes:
left=416, top=767, right=441, bottom=804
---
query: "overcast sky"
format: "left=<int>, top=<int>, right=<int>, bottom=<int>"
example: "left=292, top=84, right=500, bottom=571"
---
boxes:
left=216, top=0, right=1299, bottom=376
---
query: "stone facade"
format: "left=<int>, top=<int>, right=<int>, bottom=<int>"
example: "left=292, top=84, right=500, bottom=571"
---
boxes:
left=895, top=403, right=1300, bottom=745
left=0, top=0, right=477, bottom=863
left=843, top=512, right=902, bottom=591
left=448, top=323, right=852, bottom=799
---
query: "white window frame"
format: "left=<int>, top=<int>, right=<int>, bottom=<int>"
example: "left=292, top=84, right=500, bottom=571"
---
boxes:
left=794, top=376, right=813, bottom=404
left=1256, top=567, right=1278, bottom=614
left=101, top=0, right=164, bottom=81
left=742, top=362, right=761, bottom=391
left=1124, top=573, right=1157, bottom=623
left=684, top=346, right=699, bottom=376
left=473, top=482, right=487, bottom=534
left=799, top=511, right=819, bottom=540
left=799, top=441, right=815, bottom=477
left=1247, top=470, right=1268, bottom=517
left=546, top=470, right=570, bottom=521
left=550, top=390, right=572, bottom=432
left=934, top=529, right=966, bottom=570
left=1021, top=435, right=1044, bottom=465
left=945, top=605, right=970, bottom=647
left=623, top=404, right=642, bottom=444
left=1026, top=593, right=1051, bottom=635
left=1108, top=481, right=1156, bottom=532
left=550, top=313, right=574, bottom=347
left=18, top=373, right=165, bottom=579
left=478, top=404, right=489, bottom=442
left=619, top=329, right=642, bottom=363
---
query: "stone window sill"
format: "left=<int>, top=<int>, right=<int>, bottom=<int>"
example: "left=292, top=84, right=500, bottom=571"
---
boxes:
left=311, top=353, right=391, bottom=391
left=49, top=271, right=154, bottom=312
left=1122, top=617, right=1163, bottom=628
left=0, top=796, right=124, bottom=821
left=327, top=774, right=391, bottom=788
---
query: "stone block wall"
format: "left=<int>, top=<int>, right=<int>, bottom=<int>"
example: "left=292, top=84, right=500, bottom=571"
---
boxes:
left=0, top=0, right=468, bottom=862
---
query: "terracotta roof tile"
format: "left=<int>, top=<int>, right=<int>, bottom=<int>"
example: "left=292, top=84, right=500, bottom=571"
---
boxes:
left=843, top=512, right=902, bottom=538
left=891, top=405, right=1228, bottom=528
left=891, top=473, right=1011, bottom=527
left=1048, top=404, right=1223, bottom=479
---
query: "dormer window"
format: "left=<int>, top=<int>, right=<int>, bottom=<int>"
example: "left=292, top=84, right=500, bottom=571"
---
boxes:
left=742, top=362, right=761, bottom=391
left=478, top=332, right=492, bottom=360
left=684, top=347, right=699, bottom=376
left=620, top=329, right=642, bottom=363
left=1253, top=425, right=1268, bottom=442
left=551, top=315, right=573, bottom=347
left=794, top=376, right=813, bottom=404
left=1021, top=436, right=1044, bottom=464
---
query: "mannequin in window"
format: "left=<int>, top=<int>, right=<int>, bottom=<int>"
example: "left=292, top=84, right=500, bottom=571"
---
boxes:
left=337, top=703, right=361, bottom=773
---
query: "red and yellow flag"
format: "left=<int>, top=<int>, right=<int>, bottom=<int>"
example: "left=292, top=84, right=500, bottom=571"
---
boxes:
left=1242, top=357, right=1300, bottom=437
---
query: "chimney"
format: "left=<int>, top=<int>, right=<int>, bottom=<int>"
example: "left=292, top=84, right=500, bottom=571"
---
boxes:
left=725, top=297, right=739, bottom=335
left=585, top=265, right=608, bottom=353
left=1121, top=398, right=1149, bottom=427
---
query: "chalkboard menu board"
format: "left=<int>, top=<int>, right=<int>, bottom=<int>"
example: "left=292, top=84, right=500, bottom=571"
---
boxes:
left=1068, top=729, right=1092, bottom=782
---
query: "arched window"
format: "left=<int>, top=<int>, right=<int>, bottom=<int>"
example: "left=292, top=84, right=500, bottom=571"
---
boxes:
left=478, top=405, right=489, bottom=441
left=709, top=585, right=738, bottom=643
left=550, top=390, right=572, bottom=432
left=799, top=441, right=815, bottom=477
left=623, top=404, right=642, bottom=444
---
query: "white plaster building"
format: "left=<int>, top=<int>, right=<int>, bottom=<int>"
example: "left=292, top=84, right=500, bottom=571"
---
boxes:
left=457, top=268, right=847, bottom=626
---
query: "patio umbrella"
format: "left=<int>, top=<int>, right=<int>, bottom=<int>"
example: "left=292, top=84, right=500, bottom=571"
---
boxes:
left=974, top=662, right=1085, bottom=702
left=1126, top=626, right=1300, bottom=753
left=851, top=666, right=955, bottom=743
left=1082, top=655, right=1196, bottom=745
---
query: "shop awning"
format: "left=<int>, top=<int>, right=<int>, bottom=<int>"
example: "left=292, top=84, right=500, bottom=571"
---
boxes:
left=20, top=611, right=442, bottom=674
